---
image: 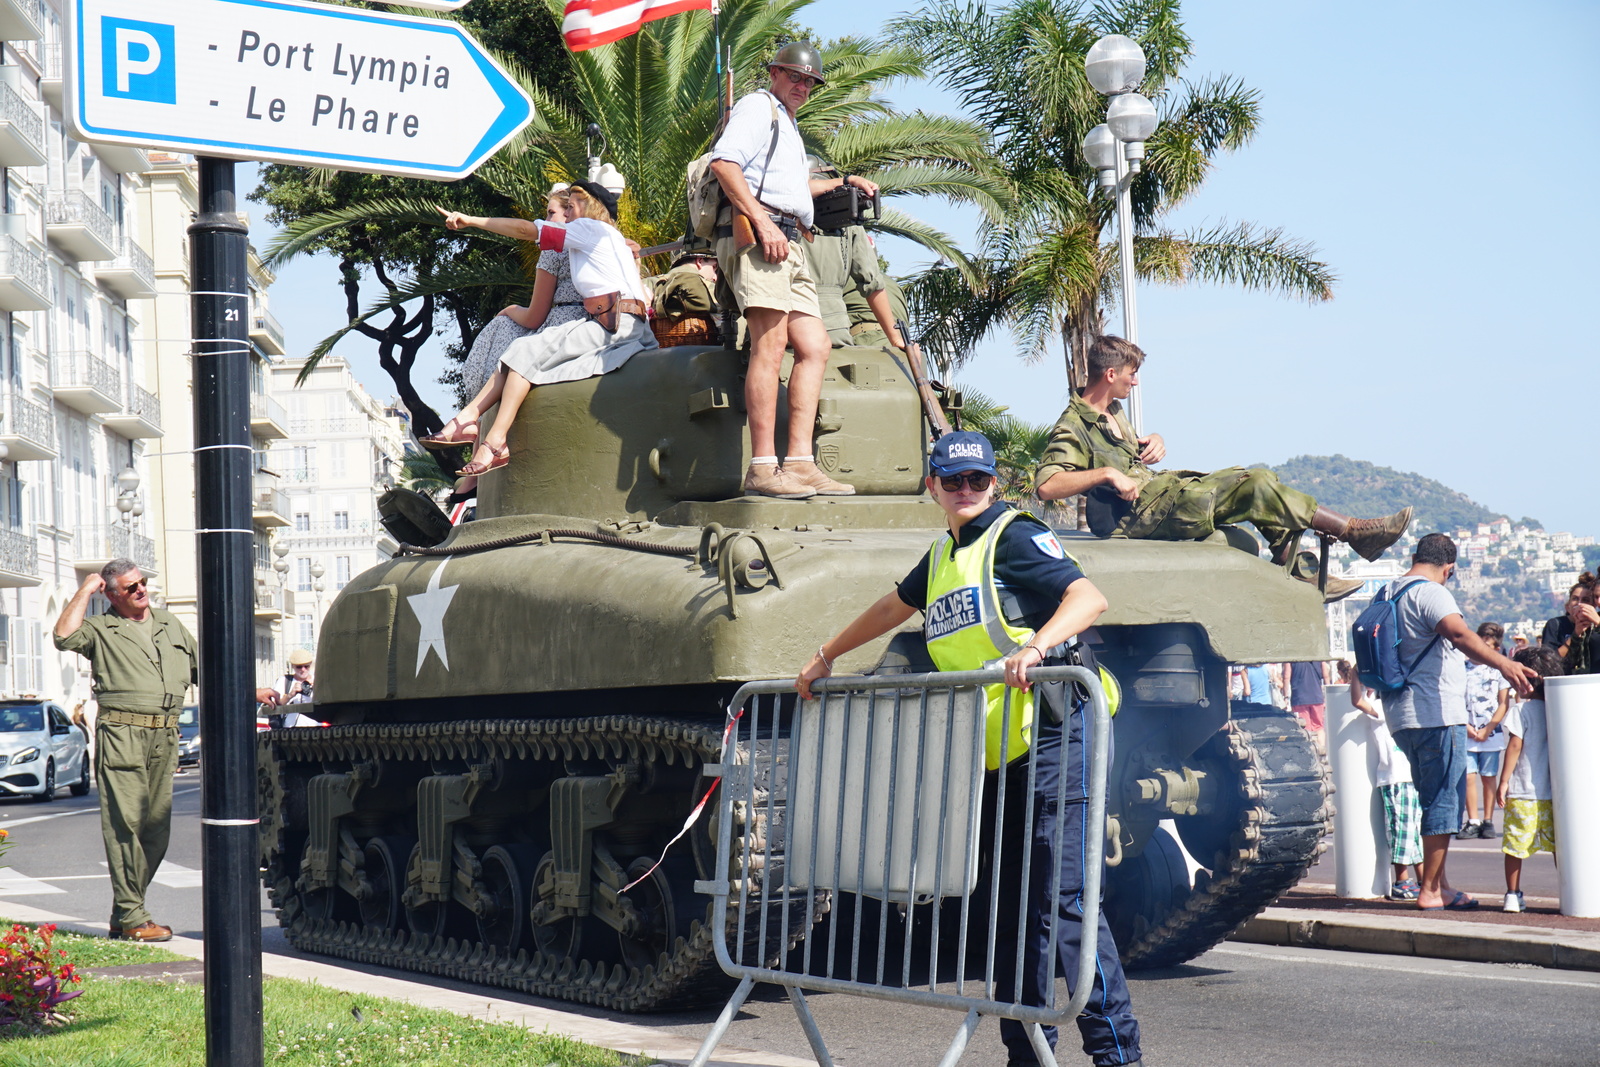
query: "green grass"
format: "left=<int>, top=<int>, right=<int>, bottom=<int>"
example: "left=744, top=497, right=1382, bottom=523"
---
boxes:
left=24, top=926, right=186, bottom=969
left=0, top=922, right=638, bottom=1066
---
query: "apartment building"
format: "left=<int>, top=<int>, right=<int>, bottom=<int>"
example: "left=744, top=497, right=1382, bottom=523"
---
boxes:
left=269, top=353, right=405, bottom=658
left=0, top=2, right=166, bottom=703
left=137, top=152, right=300, bottom=687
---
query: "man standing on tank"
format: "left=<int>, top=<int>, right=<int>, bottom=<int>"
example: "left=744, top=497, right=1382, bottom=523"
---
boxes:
left=54, top=560, right=197, bottom=942
left=802, top=155, right=906, bottom=350
left=1378, top=534, right=1535, bottom=910
left=796, top=432, right=1142, bottom=1067
left=709, top=42, right=880, bottom=500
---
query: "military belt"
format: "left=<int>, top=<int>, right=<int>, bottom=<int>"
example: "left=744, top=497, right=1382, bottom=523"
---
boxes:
left=100, top=709, right=179, bottom=729
left=715, top=214, right=800, bottom=243
left=848, top=321, right=879, bottom=338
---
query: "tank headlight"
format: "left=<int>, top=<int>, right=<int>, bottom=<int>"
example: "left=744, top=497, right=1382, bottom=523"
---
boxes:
left=12, top=747, right=39, bottom=764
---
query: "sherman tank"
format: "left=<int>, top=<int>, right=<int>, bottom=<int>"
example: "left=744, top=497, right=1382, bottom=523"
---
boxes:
left=258, top=338, right=1333, bottom=1012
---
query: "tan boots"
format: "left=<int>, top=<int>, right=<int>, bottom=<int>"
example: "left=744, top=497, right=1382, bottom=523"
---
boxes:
left=1310, top=505, right=1414, bottom=562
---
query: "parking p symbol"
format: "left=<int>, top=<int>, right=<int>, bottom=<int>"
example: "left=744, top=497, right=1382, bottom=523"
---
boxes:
left=101, top=18, right=177, bottom=105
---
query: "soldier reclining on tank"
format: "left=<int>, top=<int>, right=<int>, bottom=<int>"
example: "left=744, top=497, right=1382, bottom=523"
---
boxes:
left=1033, top=335, right=1412, bottom=600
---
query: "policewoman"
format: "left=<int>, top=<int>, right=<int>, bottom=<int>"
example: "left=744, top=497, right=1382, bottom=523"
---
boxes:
left=796, top=432, right=1142, bottom=1067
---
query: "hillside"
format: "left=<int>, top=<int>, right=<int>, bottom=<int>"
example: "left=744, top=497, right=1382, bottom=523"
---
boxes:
left=1261, top=454, right=1541, bottom=535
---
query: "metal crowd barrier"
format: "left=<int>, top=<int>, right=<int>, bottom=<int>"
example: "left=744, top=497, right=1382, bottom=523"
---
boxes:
left=688, top=666, right=1112, bottom=1067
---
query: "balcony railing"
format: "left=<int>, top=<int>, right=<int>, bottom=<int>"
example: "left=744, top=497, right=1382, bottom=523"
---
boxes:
left=253, top=481, right=290, bottom=528
left=0, top=0, right=43, bottom=42
left=95, top=236, right=156, bottom=299
left=288, top=415, right=367, bottom=435
left=254, top=582, right=287, bottom=618
left=0, top=526, right=38, bottom=586
left=0, top=391, right=54, bottom=461
left=75, top=525, right=157, bottom=575
left=103, top=381, right=162, bottom=438
left=46, top=191, right=117, bottom=262
left=51, top=349, right=122, bottom=414
left=0, top=234, right=49, bottom=312
left=0, top=82, right=44, bottom=168
left=249, top=392, right=289, bottom=439
left=37, top=40, right=61, bottom=105
left=250, top=308, right=286, bottom=355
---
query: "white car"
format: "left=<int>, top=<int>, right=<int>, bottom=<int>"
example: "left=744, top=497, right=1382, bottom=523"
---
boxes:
left=0, top=701, right=91, bottom=801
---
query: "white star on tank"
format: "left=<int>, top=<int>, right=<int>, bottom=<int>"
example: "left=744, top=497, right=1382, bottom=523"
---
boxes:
left=406, top=559, right=460, bottom=674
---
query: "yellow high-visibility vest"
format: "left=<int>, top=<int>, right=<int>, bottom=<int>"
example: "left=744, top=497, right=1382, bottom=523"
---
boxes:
left=923, top=509, right=1040, bottom=770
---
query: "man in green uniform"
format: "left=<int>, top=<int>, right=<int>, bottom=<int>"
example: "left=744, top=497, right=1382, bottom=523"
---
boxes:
left=803, top=156, right=905, bottom=350
left=55, top=559, right=197, bottom=942
left=1034, top=336, right=1412, bottom=598
left=843, top=274, right=908, bottom=349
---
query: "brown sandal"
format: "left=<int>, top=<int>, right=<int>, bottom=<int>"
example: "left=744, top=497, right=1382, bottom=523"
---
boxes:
left=458, top=442, right=509, bottom=476
left=418, top=416, right=479, bottom=450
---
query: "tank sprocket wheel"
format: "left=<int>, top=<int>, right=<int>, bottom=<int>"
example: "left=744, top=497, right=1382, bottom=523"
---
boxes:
left=261, top=715, right=827, bottom=1012
left=1110, top=700, right=1332, bottom=970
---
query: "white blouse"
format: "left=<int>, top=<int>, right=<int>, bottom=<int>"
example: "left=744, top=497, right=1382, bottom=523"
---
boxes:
left=534, top=218, right=647, bottom=304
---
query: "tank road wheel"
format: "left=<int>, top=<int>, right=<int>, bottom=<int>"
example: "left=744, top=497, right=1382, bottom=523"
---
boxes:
left=1104, top=826, right=1192, bottom=954
left=476, top=844, right=539, bottom=953
left=1109, top=701, right=1333, bottom=969
left=359, top=836, right=413, bottom=932
left=404, top=842, right=470, bottom=941
left=617, top=855, right=696, bottom=972
left=530, top=851, right=583, bottom=960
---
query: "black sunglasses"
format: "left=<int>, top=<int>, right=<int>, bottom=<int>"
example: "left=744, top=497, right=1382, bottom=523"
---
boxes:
left=938, top=472, right=994, bottom=492
left=117, top=579, right=148, bottom=593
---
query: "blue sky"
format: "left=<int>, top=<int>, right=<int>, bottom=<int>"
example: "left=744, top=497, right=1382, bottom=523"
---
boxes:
left=251, top=0, right=1600, bottom=533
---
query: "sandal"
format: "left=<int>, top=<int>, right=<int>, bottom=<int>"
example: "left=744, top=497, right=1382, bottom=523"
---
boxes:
left=418, top=416, right=480, bottom=449
left=458, top=442, right=509, bottom=477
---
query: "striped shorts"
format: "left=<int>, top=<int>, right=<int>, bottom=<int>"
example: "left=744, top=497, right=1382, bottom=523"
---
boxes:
left=1379, top=782, right=1423, bottom=866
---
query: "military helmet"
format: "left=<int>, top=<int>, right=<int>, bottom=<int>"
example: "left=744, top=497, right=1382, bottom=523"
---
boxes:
left=769, top=41, right=825, bottom=86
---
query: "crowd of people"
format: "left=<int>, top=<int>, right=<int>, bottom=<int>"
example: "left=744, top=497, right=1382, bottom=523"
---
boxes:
left=1241, top=553, right=1598, bottom=913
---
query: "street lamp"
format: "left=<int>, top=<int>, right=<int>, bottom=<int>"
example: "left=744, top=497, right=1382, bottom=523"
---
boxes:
left=1082, top=33, right=1160, bottom=431
left=272, top=541, right=290, bottom=660
left=115, top=465, right=142, bottom=526
left=311, top=561, right=326, bottom=648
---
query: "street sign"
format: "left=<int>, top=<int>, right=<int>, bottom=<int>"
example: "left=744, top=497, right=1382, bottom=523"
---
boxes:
left=66, top=0, right=532, bottom=180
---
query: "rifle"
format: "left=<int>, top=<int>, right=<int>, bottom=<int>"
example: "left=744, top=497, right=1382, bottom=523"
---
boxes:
left=896, top=319, right=952, bottom=441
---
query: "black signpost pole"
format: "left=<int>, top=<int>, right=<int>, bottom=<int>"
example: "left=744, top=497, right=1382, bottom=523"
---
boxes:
left=189, top=156, right=265, bottom=1067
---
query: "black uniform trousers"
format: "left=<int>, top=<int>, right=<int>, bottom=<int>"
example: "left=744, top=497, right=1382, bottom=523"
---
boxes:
left=984, top=690, right=1141, bottom=1067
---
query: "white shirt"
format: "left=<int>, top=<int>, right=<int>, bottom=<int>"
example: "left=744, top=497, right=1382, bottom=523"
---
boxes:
left=1503, top=698, right=1551, bottom=800
left=534, top=218, right=647, bottom=303
left=1362, top=707, right=1414, bottom=787
left=1463, top=661, right=1509, bottom=752
left=711, top=89, right=814, bottom=227
left=1379, top=577, right=1467, bottom=733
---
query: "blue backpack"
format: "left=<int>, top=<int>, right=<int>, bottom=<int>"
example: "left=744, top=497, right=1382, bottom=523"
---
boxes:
left=1350, top=578, right=1442, bottom=695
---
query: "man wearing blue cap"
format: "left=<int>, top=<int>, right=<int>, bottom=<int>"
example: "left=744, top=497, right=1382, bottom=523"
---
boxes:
left=797, top=431, right=1143, bottom=1067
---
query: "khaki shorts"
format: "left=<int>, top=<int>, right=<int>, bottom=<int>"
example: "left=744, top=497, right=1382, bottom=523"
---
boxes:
left=715, top=233, right=821, bottom=318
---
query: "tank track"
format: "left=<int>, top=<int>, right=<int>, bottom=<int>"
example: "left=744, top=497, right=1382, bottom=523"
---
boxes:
left=259, top=715, right=824, bottom=1012
left=1120, top=700, right=1333, bottom=968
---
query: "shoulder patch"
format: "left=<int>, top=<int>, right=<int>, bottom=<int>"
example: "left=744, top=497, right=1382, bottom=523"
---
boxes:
left=1030, top=530, right=1065, bottom=559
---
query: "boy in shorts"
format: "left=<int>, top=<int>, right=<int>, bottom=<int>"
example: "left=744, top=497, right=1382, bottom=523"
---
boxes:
left=1496, top=646, right=1563, bottom=913
left=1340, top=662, right=1422, bottom=899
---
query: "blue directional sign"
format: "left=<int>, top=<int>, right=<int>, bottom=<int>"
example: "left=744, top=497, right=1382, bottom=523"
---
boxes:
left=66, top=0, right=532, bottom=180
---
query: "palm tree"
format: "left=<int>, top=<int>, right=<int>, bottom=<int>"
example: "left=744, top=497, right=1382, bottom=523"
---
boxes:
left=263, top=0, right=1010, bottom=391
left=956, top=386, right=1065, bottom=520
left=893, top=0, right=1336, bottom=390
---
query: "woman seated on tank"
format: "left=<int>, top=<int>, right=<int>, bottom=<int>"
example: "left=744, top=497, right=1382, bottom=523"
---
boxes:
left=430, top=180, right=657, bottom=476
left=424, top=186, right=588, bottom=443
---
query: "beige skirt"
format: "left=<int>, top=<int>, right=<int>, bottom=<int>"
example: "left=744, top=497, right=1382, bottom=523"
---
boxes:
left=498, top=313, right=657, bottom=387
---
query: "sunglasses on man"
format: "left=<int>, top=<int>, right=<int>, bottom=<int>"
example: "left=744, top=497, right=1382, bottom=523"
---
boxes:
left=116, top=579, right=148, bottom=593
left=938, top=472, right=994, bottom=492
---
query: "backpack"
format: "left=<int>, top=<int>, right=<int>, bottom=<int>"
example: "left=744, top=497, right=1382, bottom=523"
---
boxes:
left=685, top=93, right=781, bottom=240
left=1350, top=578, right=1442, bottom=694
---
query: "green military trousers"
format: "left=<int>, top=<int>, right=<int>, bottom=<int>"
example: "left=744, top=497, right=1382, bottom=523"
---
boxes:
left=96, top=720, right=178, bottom=929
left=1117, top=466, right=1319, bottom=555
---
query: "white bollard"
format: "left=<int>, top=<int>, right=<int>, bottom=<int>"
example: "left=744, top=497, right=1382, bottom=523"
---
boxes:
left=1546, top=674, right=1600, bottom=917
left=1325, top=684, right=1388, bottom=899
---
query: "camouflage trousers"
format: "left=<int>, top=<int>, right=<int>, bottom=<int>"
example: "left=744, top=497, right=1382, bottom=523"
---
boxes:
left=1116, top=467, right=1319, bottom=556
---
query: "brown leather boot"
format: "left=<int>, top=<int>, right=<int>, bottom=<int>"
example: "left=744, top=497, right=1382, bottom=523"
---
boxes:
left=1311, top=505, right=1413, bottom=562
left=110, top=920, right=173, bottom=942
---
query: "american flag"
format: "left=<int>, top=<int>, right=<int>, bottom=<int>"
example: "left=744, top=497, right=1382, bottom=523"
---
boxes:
left=562, top=0, right=715, bottom=52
